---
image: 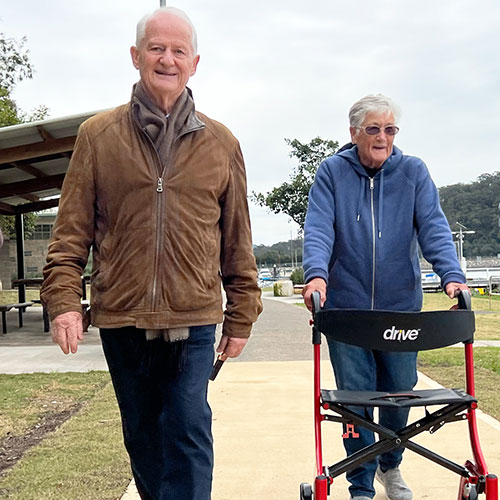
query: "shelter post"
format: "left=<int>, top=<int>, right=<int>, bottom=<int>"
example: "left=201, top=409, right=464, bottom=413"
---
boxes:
left=15, top=212, right=26, bottom=303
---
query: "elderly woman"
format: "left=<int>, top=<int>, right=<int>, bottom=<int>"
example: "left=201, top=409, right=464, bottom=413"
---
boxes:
left=302, top=94, right=468, bottom=500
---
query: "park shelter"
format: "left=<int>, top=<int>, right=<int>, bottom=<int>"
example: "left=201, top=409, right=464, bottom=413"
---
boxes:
left=0, top=111, right=98, bottom=299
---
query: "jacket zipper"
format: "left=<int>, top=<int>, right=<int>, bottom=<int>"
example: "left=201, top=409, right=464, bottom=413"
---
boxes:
left=152, top=174, right=163, bottom=311
left=139, top=122, right=204, bottom=312
left=137, top=129, right=165, bottom=312
left=370, top=177, right=376, bottom=310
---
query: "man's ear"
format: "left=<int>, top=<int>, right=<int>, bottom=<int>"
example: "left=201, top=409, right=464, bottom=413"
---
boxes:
left=190, top=54, right=200, bottom=76
left=130, top=46, right=140, bottom=70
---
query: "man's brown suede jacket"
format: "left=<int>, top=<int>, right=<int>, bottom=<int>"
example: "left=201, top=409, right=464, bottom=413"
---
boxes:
left=41, top=103, right=262, bottom=338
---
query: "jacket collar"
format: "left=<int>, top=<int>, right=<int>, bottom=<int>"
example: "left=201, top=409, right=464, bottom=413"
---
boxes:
left=182, top=86, right=205, bottom=134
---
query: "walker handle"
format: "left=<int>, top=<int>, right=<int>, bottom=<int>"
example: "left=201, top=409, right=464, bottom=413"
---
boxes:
left=311, top=291, right=322, bottom=316
left=311, top=291, right=322, bottom=345
left=457, top=289, right=471, bottom=310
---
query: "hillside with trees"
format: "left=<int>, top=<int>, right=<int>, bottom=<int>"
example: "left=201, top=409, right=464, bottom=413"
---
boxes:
left=253, top=238, right=303, bottom=267
left=439, top=172, right=500, bottom=258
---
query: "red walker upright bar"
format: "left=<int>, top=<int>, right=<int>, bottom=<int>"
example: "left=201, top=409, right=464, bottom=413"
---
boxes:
left=314, top=342, right=324, bottom=477
left=463, top=342, right=498, bottom=498
left=311, top=302, right=331, bottom=499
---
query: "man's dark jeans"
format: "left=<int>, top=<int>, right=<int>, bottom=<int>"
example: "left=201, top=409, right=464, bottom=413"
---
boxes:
left=100, top=324, right=216, bottom=500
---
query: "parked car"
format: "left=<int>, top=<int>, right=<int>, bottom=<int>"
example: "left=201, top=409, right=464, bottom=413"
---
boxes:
left=421, top=271, right=441, bottom=291
left=258, top=268, right=273, bottom=280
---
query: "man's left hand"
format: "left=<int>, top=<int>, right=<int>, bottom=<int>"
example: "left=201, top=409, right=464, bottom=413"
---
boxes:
left=445, top=282, right=470, bottom=299
left=216, top=335, right=248, bottom=358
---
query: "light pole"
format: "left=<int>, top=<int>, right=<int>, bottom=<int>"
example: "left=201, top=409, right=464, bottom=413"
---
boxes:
left=451, top=222, right=475, bottom=274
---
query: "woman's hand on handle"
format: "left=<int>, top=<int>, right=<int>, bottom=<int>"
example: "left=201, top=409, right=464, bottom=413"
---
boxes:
left=302, top=278, right=327, bottom=312
left=445, top=282, right=470, bottom=310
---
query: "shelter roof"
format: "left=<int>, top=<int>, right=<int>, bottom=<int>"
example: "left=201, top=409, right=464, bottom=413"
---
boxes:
left=0, top=111, right=101, bottom=215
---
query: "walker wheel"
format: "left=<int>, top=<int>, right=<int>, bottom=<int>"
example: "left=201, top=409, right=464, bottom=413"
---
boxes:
left=461, top=483, right=478, bottom=499
left=300, top=482, right=313, bottom=500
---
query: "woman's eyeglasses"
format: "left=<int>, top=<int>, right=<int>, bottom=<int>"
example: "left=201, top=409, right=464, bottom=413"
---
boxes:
left=360, top=125, right=399, bottom=136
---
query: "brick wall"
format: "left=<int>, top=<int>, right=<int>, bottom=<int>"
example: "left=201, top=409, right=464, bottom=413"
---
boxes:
left=0, top=238, right=50, bottom=290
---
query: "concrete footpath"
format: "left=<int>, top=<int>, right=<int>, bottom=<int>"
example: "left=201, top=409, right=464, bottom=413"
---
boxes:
left=1, top=294, right=500, bottom=499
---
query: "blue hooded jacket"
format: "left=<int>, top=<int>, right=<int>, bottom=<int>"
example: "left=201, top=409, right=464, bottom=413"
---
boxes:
left=303, top=145, right=465, bottom=311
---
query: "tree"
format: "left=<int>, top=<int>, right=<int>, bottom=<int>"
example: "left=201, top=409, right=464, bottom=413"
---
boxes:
left=439, top=172, right=500, bottom=257
left=0, top=32, right=49, bottom=238
left=0, top=212, right=38, bottom=239
left=0, top=33, right=48, bottom=127
left=252, top=137, right=338, bottom=229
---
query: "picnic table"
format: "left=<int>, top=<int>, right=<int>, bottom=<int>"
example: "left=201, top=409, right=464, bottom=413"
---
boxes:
left=9, top=277, right=91, bottom=333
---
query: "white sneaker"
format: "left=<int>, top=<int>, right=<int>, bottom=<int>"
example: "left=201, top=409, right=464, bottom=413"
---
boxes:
left=376, top=466, right=413, bottom=500
left=351, top=497, right=372, bottom=500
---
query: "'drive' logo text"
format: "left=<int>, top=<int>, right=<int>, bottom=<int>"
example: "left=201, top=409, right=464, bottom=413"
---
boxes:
left=383, top=326, right=420, bottom=342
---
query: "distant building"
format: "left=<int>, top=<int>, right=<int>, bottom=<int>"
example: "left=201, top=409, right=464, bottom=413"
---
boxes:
left=0, top=212, right=56, bottom=289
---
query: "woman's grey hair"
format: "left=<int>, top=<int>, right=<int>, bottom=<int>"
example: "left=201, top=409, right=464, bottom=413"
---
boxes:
left=135, top=6, right=198, bottom=55
left=349, top=94, right=401, bottom=129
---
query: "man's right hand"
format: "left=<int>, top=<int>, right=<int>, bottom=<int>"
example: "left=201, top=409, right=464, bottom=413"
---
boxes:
left=302, top=277, right=327, bottom=312
left=51, top=311, right=84, bottom=354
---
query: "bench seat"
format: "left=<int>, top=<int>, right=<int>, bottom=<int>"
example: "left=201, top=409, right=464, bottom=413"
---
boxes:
left=0, top=302, right=34, bottom=334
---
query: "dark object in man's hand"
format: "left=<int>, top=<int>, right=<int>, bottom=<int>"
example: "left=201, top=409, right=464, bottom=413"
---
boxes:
left=209, top=353, right=228, bottom=381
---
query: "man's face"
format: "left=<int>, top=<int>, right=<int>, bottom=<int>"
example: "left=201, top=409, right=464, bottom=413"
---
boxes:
left=130, top=12, right=199, bottom=110
left=350, top=111, right=396, bottom=168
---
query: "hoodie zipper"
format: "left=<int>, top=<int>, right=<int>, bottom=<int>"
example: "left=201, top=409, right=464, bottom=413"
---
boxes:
left=369, top=177, right=376, bottom=310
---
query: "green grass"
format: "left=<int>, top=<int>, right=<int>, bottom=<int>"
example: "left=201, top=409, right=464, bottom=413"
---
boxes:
left=422, top=292, right=500, bottom=340
left=0, top=286, right=91, bottom=304
left=419, top=346, right=500, bottom=376
left=0, top=372, right=130, bottom=500
left=422, top=291, right=500, bottom=312
left=419, top=347, right=500, bottom=420
left=0, top=290, right=41, bottom=303
left=0, top=372, right=109, bottom=440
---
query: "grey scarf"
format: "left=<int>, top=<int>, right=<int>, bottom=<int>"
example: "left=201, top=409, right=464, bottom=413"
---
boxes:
left=131, top=81, right=194, bottom=173
left=131, top=82, right=195, bottom=344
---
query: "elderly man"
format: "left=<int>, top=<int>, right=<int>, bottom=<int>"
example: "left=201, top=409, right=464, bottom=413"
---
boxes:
left=41, top=7, right=262, bottom=500
left=302, top=94, right=468, bottom=500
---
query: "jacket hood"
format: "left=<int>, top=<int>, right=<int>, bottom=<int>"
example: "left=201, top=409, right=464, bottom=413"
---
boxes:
left=337, top=144, right=403, bottom=177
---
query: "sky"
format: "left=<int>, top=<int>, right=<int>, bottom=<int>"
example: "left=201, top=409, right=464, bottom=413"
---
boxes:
left=2, top=0, right=500, bottom=245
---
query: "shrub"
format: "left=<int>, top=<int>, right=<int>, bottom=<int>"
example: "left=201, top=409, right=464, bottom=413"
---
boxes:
left=290, top=267, right=304, bottom=285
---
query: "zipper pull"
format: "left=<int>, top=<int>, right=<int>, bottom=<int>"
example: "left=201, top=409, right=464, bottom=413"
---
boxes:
left=370, top=178, right=374, bottom=190
left=157, top=177, right=163, bottom=193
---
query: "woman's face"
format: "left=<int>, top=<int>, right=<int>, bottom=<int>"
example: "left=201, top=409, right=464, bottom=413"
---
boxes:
left=350, top=111, right=396, bottom=168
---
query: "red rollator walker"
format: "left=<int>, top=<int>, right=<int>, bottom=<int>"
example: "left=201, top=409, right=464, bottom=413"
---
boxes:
left=300, top=290, right=498, bottom=500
